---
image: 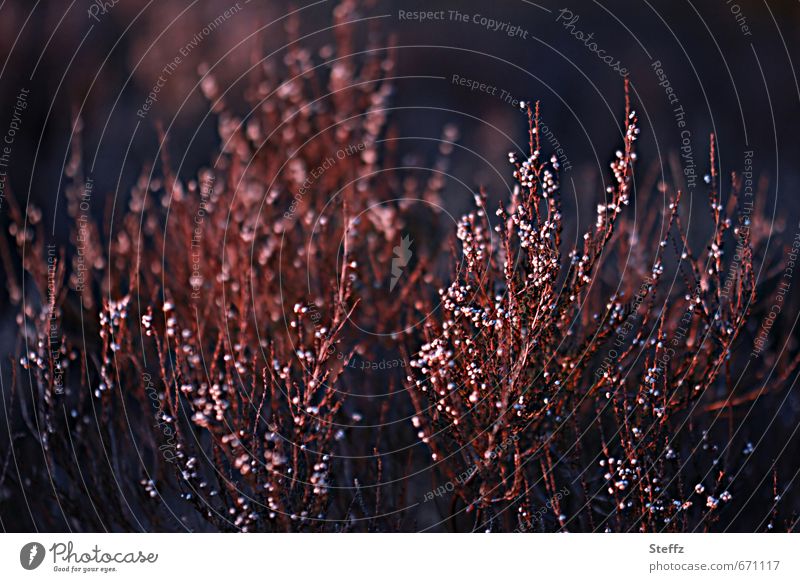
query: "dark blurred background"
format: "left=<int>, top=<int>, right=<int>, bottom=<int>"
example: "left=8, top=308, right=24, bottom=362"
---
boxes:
left=0, top=0, right=798, bottom=226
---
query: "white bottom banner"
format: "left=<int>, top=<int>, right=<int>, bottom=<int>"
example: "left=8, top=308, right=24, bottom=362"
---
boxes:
left=1, top=533, right=797, bottom=580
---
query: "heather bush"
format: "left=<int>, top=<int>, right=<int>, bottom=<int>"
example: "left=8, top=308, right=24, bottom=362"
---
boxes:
left=406, top=91, right=790, bottom=532
left=1, top=3, right=797, bottom=533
